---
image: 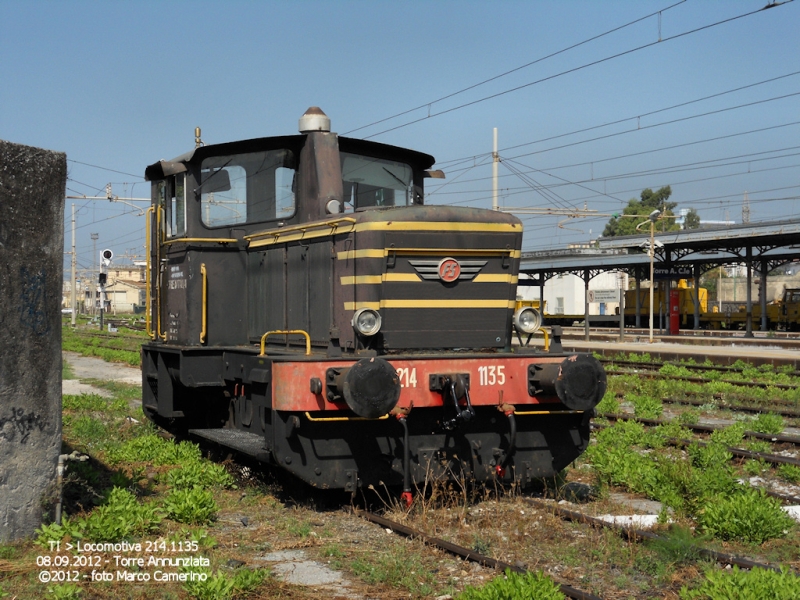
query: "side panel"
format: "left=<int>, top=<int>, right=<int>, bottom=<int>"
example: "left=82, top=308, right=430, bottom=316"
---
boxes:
left=249, top=241, right=333, bottom=347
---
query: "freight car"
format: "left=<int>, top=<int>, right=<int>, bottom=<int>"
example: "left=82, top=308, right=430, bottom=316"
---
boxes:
left=539, top=281, right=800, bottom=331
left=140, top=108, right=606, bottom=500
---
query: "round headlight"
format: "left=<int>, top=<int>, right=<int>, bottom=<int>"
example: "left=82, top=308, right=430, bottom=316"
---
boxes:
left=352, top=308, right=382, bottom=336
left=514, top=307, right=541, bottom=334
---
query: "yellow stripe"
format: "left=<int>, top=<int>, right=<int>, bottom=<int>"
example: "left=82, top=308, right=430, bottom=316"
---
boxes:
left=384, top=273, right=421, bottom=282
left=387, top=248, right=521, bottom=258
left=473, top=274, right=519, bottom=284
left=341, top=275, right=383, bottom=285
left=337, top=248, right=521, bottom=260
left=380, top=299, right=515, bottom=309
left=344, top=301, right=381, bottom=310
left=341, top=273, right=422, bottom=285
left=337, top=249, right=386, bottom=260
left=342, top=300, right=515, bottom=310
left=354, top=221, right=520, bottom=233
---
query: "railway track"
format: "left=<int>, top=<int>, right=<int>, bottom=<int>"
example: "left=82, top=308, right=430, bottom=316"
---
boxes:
left=609, top=369, right=800, bottom=390
left=523, top=499, right=797, bottom=575
left=357, top=497, right=797, bottom=600
left=357, top=509, right=603, bottom=600
left=591, top=420, right=800, bottom=469
left=599, top=412, right=800, bottom=446
left=602, top=358, right=800, bottom=378
left=662, top=395, right=800, bottom=419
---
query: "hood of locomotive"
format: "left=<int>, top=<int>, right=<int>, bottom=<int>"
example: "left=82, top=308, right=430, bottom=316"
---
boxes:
left=337, top=205, right=523, bottom=351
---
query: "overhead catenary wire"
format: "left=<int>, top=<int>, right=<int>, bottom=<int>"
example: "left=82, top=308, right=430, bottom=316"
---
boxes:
left=433, top=161, right=800, bottom=211
left=432, top=120, right=800, bottom=185
left=344, top=0, right=688, bottom=136
left=357, top=2, right=795, bottom=140
left=434, top=70, right=800, bottom=169
left=430, top=145, right=800, bottom=205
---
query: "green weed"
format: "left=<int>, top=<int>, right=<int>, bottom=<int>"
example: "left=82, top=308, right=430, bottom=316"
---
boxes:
left=166, top=461, right=235, bottom=490
left=457, top=569, right=565, bottom=600
left=286, top=518, right=312, bottom=538
left=646, top=526, right=709, bottom=565
left=350, top=542, right=439, bottom=596
left=777, top=463, right=800, bottom=483
left=36, top=487, right=162, bottom=544
left=709, top=422, right=746, bottom=448
left=627, top=393, right=663, bottom=419
left=68, top=416, right=111, bottom=450
left=46, top=583, right=83, bottom=600
left=105, top=433, right=201, bottom=466
left=750, top=412, right=784, bottom=435
left=680, top=566, right=800, bottom=599
left=163, top=486, right=218, bottom=525
left=181, top=567, right=268, bottom=600
left=595, top=390, right=620, bottom=414
left=697, top=488, right=795, bottom=543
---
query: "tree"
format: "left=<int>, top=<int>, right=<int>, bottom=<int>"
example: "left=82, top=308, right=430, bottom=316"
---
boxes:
left=683, top=208, right=701, bottom=230
left=602, top=186, right=679, bottom=237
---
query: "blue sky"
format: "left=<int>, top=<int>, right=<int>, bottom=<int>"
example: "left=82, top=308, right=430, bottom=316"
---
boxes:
left=1, top=0, right=798, bottom=271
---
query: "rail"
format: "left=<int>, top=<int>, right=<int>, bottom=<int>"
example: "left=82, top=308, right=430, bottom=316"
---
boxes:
left=356, top=509, right=603, bottom=600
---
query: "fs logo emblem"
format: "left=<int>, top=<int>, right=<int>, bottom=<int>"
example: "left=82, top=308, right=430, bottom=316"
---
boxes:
left=438, top=258, right=461, bottom=282
left=409, top=258, right=488, bottom=282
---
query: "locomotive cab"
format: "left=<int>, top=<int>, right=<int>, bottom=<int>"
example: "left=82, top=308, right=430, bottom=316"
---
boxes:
left=141, top=108, right=606, bottom=494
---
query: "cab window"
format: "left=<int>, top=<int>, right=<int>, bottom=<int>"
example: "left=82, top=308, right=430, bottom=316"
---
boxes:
left=340, top=153, right=412, bottom=212
left=199, top=149, right=296, bottom=228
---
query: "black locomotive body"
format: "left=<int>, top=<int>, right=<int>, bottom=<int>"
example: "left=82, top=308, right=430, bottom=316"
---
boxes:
left=141, top=108, right=606, bottom=496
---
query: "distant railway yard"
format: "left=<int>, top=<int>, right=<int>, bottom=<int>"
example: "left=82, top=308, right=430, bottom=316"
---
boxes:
left=1, top=318, right=799, bottom=599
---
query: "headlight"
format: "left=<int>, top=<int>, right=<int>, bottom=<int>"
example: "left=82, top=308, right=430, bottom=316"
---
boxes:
left=514, top=307, right=541, bottom=334
left=352, top=308, right=382, bottom=336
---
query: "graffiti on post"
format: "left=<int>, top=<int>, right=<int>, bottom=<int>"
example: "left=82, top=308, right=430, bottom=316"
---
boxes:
left=19, top=267, right=49, bottom=335
left=0, top=407, right=48, bottom=444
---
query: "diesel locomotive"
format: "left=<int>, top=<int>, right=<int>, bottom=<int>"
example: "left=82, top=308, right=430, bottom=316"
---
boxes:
left=140, top=107, right=606, bottom=499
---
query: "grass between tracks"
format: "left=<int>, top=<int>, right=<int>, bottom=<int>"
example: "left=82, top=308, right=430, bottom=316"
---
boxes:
left=62, top=317, right=147, bottom=366
left=4, top=335, right=800, bottom=599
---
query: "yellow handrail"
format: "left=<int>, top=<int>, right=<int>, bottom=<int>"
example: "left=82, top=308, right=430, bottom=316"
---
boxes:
left=145, top=206, right=154, bottom=339
left=540, top=328, right=550, bottom=352
left=200, top=263, right=207, bottom=344
left=162, top=237, right=237, bottom=245
left=245, top=217, right=357, bottom=241
left=259, top=329, right=311, bottom=356
left=156, top=206, right=166, bottom=341
left=304, top=412, right=389, bottom=422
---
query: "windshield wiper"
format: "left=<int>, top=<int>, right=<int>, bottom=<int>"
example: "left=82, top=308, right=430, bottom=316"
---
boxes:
left=382, top=167, right=409, bottom=188
left=194, top=159, right=233, bottom=195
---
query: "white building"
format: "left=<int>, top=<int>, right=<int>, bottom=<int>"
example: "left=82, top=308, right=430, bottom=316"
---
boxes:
left=518, top=270, right=627, bottom=316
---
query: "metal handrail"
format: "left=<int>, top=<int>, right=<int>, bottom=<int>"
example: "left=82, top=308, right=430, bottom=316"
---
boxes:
left=259, top=329, right=311, bottom=356
left=200, top=263, right=207, bottom=344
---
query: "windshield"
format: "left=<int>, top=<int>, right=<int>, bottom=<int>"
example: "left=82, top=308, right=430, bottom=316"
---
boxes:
left=199, top=149, right=296, bottom=227
left=340, top=152, right=413, bottom=211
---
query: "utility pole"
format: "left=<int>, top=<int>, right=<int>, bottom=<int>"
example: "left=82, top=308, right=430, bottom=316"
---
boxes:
left=742, top=191, right=750, bottom=224
left=492, top=128, right=499, bottom=211
left=90, top=233, right=98, bottom=315
left=70, top=204, right=77, bottom=327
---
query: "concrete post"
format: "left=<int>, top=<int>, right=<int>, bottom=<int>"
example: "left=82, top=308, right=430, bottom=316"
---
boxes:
left=760, top=258, right=768, bottom=332
left=0, top=140, right=66, bottom=541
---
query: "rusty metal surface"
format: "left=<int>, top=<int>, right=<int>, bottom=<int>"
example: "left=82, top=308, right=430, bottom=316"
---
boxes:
left=272, top=355, right=567, bottom=412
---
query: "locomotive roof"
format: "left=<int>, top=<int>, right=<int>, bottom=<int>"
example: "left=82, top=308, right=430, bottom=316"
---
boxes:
left=144, top=134, right=436, bottom=181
